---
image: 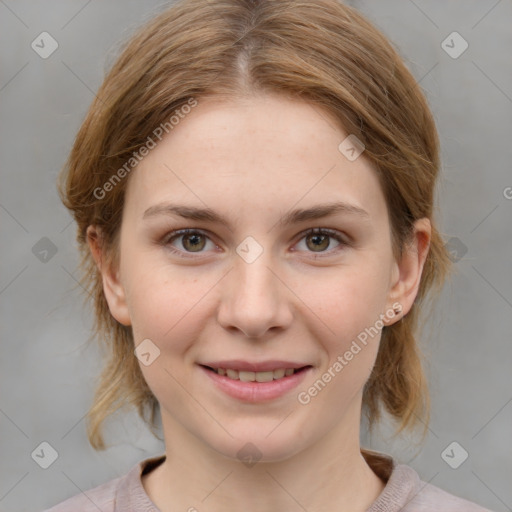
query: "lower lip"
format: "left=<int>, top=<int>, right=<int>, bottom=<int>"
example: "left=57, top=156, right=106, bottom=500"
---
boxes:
left=199, top=365, right=312, bottom=402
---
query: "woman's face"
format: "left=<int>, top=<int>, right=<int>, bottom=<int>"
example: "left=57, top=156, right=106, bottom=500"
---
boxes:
left=97, top=93, right=427, bottom=461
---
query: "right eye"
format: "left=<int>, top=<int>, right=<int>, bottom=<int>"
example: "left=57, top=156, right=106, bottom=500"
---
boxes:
left=163, top=228, right=217, bottom=258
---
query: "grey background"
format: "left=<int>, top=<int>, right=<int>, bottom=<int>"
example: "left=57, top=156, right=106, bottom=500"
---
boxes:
left=1, top=1, right=511, bottom=511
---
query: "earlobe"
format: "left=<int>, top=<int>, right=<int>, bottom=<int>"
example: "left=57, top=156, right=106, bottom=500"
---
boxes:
left=86, top=225, right=132, bottom=327
left=385, top=218, right=431, bottom=324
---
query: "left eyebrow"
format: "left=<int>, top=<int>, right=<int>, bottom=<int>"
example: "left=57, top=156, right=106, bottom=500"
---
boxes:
left=142, top=201, right=370, bottom=229
left=279, top=201, right=370, bottom=227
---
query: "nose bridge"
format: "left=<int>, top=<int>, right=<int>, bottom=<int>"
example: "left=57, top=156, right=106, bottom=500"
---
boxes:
left=217, top=241, right=291, bottom=337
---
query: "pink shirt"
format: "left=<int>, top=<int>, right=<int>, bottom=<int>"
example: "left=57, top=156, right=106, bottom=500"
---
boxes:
left=43, top=451, right=494, bottom=511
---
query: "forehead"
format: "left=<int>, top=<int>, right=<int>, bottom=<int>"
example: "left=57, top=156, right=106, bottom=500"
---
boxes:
left=124, top=93, right=387, bottom=225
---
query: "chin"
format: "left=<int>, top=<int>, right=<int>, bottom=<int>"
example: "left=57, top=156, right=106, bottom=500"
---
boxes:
left=202, top=424, right=307, bottom=464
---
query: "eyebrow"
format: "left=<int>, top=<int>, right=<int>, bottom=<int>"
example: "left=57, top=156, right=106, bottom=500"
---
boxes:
left=142, top=201, right=370, bottom=228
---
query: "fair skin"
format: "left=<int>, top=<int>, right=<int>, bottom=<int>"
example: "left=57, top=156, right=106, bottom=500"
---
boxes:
left=88, top=93, right=430, bottom=512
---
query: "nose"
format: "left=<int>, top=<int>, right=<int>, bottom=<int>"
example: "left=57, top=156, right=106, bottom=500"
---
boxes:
left=216, top=249, right=294, bottom=339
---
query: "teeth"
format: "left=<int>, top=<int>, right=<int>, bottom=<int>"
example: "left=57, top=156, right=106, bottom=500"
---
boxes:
left=273, top=368, right=285, bottom=379
left=239, top=370, right=255, bottom=382
left=215, top=367, right=298, bottom=381
left=226, top=369, right=238, bottom=379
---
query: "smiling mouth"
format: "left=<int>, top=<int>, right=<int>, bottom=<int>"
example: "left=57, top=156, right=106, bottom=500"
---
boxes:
left=201, top=365, right=312, bottom=382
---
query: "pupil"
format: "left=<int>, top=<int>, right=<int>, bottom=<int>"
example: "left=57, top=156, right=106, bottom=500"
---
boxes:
left=185, top=234, right=204, bottom=251
left=309, top=234, right=328, bottom=251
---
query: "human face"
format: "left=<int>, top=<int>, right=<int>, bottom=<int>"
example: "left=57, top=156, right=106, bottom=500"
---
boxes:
left=105, top=93, right=407, bottom=462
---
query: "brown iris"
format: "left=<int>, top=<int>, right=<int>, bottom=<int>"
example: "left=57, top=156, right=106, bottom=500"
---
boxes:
left=306, top=232, right=330, bottom=252
left=181, top=233, right=206, bottom=252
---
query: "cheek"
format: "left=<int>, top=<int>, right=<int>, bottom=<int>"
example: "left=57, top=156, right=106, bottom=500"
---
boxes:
left=308, top=261, right=390, bottom=389
left=121, top=249, right=178, bottom=337
left=123, top=252, right=216, bottom=360
left=125, top=268, right=209, bottom=411
left=298, top=275, right=385, bottom=412
left=128, top=278, right=196, bottom=347
left=320, top=263, right=390, bottom=335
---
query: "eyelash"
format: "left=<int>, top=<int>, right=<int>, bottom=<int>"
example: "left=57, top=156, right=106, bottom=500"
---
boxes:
left=161, top=227, right=350, bottom=260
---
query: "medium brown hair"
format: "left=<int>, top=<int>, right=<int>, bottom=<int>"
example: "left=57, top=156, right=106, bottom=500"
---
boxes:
left=58, top=0, right=451, bottom=450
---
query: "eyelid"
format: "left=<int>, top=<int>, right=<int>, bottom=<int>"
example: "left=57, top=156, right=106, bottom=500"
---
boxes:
left=293, top=226, right=352, bottom=246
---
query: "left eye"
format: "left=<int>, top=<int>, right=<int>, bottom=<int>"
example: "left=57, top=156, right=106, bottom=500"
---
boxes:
left=163, top=228, right=347, bottom=258
left=294, top=227, right=346, bottom=254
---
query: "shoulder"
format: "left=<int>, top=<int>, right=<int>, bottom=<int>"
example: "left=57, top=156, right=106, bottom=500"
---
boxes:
left=363, top=450, right=495, bottom=512
left=404, top=478, right=494, bottom=512
left=41, top=455, right=164, bottom=512
left=394, top=465, right=494, bottom=512
left=41, top=474, right=123, bottom=512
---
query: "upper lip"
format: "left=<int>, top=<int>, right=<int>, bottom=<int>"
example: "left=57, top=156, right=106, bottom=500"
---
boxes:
left=200, top=360, right=311, bottom=372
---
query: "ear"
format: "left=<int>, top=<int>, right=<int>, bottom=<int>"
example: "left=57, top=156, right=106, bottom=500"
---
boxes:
left=385, top=218, right=431, bottom=325
left=86, top=225, right=132, bottom=326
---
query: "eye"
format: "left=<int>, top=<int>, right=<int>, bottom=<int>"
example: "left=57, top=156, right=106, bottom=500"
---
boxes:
left=162, top=227, right=349, bottom=259
left=293, top=227, right=348, bottom=257
left=163, top=229, right=216, bottom=258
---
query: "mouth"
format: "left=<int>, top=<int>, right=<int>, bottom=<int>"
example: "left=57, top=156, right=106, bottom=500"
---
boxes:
left=198, top=363, right=313, bottom=402
left=200, top=365, right=312, bottom=382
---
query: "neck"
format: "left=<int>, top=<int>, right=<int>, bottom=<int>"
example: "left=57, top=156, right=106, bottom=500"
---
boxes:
left=143, top=399, right=386, bottom=512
